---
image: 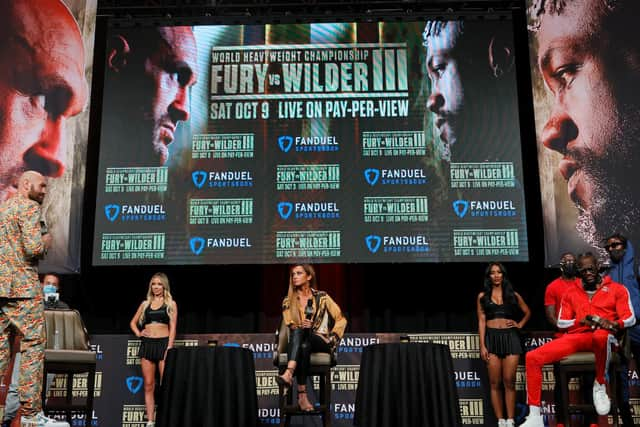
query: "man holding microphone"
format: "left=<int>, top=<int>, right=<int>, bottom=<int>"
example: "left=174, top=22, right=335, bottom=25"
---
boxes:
left=0, top=171, right=68, bottom=427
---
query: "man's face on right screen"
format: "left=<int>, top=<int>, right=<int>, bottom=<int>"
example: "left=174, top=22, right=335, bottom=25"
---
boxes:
left=536, top=0, right=640, bottom=246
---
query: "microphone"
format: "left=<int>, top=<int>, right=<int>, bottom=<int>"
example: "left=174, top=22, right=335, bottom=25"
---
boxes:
left=305, top=299, right=314, bottom=320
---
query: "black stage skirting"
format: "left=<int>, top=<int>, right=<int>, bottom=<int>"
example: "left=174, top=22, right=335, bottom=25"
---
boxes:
left=156, top=346, right=259, bottom=427
left=354, top=342, right=462, bottom=427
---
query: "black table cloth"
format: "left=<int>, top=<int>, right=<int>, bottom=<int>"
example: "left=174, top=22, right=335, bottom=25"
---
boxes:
left=354, top=342, right=461, bottom=427
left=156, top=346, right=259, bottom=427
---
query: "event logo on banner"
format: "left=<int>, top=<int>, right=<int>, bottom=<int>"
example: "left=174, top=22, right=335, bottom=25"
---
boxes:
left=47, top=372, right=102, bottom=398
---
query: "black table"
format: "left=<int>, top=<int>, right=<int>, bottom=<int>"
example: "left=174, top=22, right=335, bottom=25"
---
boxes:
left=354, top=342, right=461, bottom=427
left=156, top=346, right=259, bottom=427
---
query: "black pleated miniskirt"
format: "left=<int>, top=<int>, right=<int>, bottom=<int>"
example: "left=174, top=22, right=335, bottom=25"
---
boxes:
left=485, top=327, right=523, bottom=358
left=139, top=336, right=169, bottom=362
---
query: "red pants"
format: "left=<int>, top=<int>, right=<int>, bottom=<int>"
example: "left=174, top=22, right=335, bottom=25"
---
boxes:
left=525, top=329, right=615, bottom=406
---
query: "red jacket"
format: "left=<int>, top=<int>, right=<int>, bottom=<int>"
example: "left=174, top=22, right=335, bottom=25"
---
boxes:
left=557, top=276, right=636, bottom=333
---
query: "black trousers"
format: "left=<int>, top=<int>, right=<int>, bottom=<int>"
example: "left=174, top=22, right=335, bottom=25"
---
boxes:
left=287, top=328, right=331, bottom=383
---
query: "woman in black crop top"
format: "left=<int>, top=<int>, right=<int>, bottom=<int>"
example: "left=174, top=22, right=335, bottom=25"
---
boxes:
left=129, top=273, right=178, bottom=427
left=477, top=262, right=530, bottom=427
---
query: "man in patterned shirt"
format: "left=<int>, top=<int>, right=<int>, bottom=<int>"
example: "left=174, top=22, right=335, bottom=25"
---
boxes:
left=0, top=171, right=67, bottom=427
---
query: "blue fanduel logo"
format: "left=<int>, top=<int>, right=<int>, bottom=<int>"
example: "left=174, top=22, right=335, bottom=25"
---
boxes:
left=453, top=200, right=469, bottom=218
left=365, top=235, right=382, bottom=253
left=364, top=169, right=380, bottom=186
left=192, top=170, right=207, bottom=189
left=278, top=136, right=293, bottom=153
left=189, top=237, right=206, bottom=255
left=126, top=376, right=143, bottom=394
left=105, top=204, right=120, bottom=222
left=277, top=202, right=293, bottom=220
left=453, top=199, right=517, bottom=218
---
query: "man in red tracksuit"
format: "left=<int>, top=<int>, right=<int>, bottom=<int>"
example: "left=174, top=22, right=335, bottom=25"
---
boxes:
left=520, top=253, right=636, bottom=427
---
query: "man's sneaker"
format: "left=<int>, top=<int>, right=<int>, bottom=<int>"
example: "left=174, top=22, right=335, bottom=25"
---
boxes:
left=519, top=414, right=544, bottom=427
left=20, top=412, right=70, bottom=427
left=146, top=423, right=155, bottom=427
left=498, top=419, right=506, bottom=427
left=505, top=419, right=515, bottom=427
left=592, top=381, right=611, bottom=415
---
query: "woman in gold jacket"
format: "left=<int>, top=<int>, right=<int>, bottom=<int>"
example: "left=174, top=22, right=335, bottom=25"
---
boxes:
left=276, top=264, right=347, bottom=411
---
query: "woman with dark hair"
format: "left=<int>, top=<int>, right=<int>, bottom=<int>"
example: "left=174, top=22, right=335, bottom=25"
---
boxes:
left=275, top=264, right=347, bottom=411
left=477, top=262, right=530, bottom=427
left=129, top=273, right=178, bottom=427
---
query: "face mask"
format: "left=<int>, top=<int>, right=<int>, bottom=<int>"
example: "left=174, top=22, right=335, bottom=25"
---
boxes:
left=609, top=249, right=625, bottom=263
left=43, top=284, right=57, bottom=295
left=561, top=263, right=578, bottom=278
left=581, top=271, right=601, bottom=291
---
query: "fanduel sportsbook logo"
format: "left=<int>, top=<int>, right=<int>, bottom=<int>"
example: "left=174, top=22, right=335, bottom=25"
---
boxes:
left=192, top=169, right=253, bottom=189
left=278, top=202, right=293, bottom=220
left=364, top=169, right=380, bottom=186
left=126, top=376, right=143, bottom=394
left=365, top=234, right=429, bottom=254
left=189, top=237, right=206, bottom=255
left=105, top=204, right=166, bottom=222
left=192, top=170, right=207, bottom=188
left=278, top=135, right=339, bottom=152
left=453, top=199, right=517, bottom=218
left=365, top=235, right=382, bottom=253
left=278, top=136, right=293, bottom=153
left=453, top=200, right=469, bottom=218
left=364, top=168, right=427, bottom=186
left=105, top=204, right=120, bottom=222
left=277, top=201, right=340, bottom=220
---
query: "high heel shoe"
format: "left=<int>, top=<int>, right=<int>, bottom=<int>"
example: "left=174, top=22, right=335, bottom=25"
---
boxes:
left=276, top=367, right=294, bottom=394
left=297, top=390, right=314, bottom=412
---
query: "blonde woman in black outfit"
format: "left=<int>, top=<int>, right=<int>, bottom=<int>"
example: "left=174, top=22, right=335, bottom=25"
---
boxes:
left=477, top=262, right=530, bottom=427
left=130, top=273, right=178, bottom=427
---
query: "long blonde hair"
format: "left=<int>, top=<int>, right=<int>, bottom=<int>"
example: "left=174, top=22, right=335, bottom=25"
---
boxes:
left=286, top=264, right=317, bottom=324
left=139, top=272, right=175, bottom=325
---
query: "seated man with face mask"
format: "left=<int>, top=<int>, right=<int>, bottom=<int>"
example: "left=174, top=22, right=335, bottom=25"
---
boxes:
left=520, top=253, right=636, bottom=427
left=3, top=274, right=70, bottom=427
left=603, top=233, right=640, bottom=426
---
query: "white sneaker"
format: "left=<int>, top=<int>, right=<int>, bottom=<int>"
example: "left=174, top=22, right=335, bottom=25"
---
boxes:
left=498, top=419, right=506, bottom=427
left=505, top=419, right=515, bottom=427
left=593, top=380, right=611, bottom=415
left=20, top=412, right=70, bottom=427
left=146, top=423, right=155, bottom=427
left=519, top=414, right=544, bottom=427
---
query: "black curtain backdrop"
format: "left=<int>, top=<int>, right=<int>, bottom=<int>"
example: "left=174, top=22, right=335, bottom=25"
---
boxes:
left=68, top=7, right=556, bottom=337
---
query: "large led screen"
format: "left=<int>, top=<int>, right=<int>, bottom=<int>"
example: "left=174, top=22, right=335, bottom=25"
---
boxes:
left=527, top=0, right=640, bottom=264
left=93, top=19, right=529, bottom=265
left=0, top=0, right=96, bottom=273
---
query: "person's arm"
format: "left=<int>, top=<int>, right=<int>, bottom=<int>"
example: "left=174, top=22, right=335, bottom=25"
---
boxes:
left=613, top=285, right=636, bottom=330
left=19, top=202, right=47, bottom=259
left=544, top=283, right=558, bottom=326
left=325, top=294, right=347, bottom=342
left=545, top=305, right=557, bottom=328
left=557, top=293, right=576, bottom=330
left=129, top=303, right=145, bottom=337
left=168, top=301, right=178, bottom=349
left=477, top=293, right=489, bottom=361
left=515, top=292, right=531, bottom=329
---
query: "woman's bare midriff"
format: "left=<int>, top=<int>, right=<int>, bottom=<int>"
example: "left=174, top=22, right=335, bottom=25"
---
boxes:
left=144, top=322, right=169, bottom=338
left=486, top=318, right=514, bottom=329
